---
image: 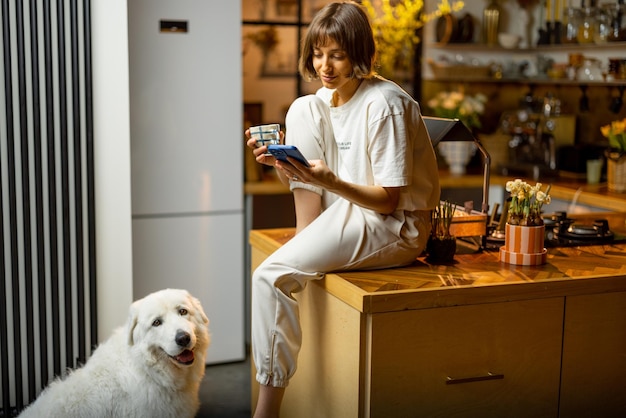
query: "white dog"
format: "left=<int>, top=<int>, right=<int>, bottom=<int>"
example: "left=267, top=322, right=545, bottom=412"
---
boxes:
left=19, top=288, right=210, bottom=418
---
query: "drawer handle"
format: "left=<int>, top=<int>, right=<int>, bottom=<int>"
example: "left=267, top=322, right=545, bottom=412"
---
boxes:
left=446, top=372, right=504, bottom=385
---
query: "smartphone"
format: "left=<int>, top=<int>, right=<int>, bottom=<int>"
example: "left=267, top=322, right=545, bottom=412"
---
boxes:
left=267, top=145, right=310, bottom=167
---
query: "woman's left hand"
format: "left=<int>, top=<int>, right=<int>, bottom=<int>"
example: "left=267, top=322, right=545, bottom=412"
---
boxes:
left=275, top=158, right=333, bottom=188
left=277, top=157, right=399, bottom=215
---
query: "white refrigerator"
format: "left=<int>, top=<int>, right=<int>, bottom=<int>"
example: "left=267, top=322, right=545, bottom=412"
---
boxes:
left=128, top=0, right=245, bottom=364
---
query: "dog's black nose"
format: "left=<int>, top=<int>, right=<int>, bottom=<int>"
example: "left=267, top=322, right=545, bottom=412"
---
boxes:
left=175, top=330, right=191, bottom=347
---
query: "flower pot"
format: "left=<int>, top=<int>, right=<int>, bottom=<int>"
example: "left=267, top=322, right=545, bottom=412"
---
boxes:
left=499, top=223, right=547, bottom=266
left=426, top=236, right=456, bottom=264
left=607, top=154, right=626, bottom=193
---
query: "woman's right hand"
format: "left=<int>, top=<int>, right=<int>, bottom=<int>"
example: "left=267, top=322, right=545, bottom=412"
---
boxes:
left=244, top=128, right=285, bottom=167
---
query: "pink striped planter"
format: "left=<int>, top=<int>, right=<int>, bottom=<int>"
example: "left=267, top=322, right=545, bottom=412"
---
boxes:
left=499, top=224, right=547, bottom=266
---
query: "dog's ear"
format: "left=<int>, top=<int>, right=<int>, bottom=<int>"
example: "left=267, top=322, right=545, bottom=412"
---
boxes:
left=127, top=300, right=141, bottom=346
left=189, top=295, right=209, bottom=325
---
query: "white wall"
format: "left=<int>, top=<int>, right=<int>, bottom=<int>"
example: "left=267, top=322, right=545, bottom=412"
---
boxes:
left=91, top=0, right=134, bottom=341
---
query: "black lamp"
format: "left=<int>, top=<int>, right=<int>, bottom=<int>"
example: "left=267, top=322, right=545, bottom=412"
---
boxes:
left=423, top=116, right=491, bottom=214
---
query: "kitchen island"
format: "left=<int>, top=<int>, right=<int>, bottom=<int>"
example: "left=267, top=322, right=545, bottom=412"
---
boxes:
left=249, top=228, right=626, bottom=418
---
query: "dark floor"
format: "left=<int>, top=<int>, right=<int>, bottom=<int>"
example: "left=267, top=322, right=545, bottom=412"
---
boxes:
left=196, top=355, right=251, bottom=418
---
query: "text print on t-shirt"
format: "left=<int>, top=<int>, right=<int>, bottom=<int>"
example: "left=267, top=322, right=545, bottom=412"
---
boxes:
left=337, top=140, right=351, bottom=151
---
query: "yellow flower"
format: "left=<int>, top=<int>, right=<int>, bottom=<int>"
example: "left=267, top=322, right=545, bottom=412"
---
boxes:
left=601, top=117, right=626, bottom=152
left=363, top=0, right=464, bottom=78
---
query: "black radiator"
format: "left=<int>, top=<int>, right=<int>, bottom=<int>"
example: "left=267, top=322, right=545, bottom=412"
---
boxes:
left=1, top=0, right=96, bottom=415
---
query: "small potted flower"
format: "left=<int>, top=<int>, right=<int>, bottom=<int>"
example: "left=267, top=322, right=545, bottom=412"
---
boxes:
left=500, top=179, right=551, bottom=265
left=426, top=200, right=456, bottom=263
left=601, top=117, right=626, bottom=193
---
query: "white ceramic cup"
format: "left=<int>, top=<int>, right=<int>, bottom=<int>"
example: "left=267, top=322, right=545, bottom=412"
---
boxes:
left=249, top=123, right=281, bottom=148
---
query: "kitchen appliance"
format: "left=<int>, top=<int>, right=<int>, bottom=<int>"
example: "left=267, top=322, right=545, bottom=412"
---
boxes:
left=543, top=211, right=626, bottom=247
left=128, top=0, right=244, bottom=364
left=496, top=107, right=578, bottom=181
left=497, top=111, right=559, bottom=180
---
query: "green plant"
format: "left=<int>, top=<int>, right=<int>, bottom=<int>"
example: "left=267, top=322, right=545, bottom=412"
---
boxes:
left=362, top=0, right=465, bottom=79
left=431, top=200, right=454, bottom=239
left=505, top=179, right=551, bottom=226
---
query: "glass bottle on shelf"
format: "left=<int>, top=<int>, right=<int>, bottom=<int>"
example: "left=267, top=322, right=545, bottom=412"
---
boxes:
left=562, top=6, right=581, bottom=44
left=603, top=2, right=626, bottom=42
left=576, top=6, right=596, bottom=44
left=594, top=6, right=610, bottom=43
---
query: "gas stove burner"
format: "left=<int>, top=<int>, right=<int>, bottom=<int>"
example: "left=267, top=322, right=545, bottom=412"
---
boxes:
left=558, top=220, right=615, bottom=241
left=543, top=211, right=572, bottom=227
left=539, top=211, right=624, bottom=247
left=568, top=224, right=598, bottom=235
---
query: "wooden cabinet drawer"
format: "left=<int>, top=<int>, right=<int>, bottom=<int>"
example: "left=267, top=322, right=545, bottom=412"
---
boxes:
left=367, top=298, right=564, bottom=418
left=560, top=291, right=626, bottom=418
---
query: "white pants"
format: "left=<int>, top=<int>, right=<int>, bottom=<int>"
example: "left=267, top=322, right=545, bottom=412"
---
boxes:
left=251, top=95, right=431, bottom=388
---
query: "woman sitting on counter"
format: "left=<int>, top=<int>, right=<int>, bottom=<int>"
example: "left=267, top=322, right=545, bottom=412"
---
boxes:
left=244, top=2, right=440, bottom=416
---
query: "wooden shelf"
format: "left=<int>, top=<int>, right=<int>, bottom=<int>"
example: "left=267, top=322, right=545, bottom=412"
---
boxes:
left=427, top=76, right=626, bottom=87
left=428, top=41, right=626, bottom=53
left=426, top=41, right=626, bottom=86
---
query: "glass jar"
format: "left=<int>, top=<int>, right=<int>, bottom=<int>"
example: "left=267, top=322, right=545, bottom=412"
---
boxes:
left=576, top=57, right=604, bottom=81
left=602, top=3, right=626, bottom=42
left=577, top=7, right=597, bottom=44
left=594, top=6, right=610, bottom=43
left=562, top=7, right=582, bottom=43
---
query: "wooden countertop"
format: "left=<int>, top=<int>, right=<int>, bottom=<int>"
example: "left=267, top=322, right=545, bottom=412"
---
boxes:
left=250, top=228, right=626, bottom=314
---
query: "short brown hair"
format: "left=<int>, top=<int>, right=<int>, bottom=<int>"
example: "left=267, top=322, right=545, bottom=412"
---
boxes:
left=299, top=2, right=376, bottom=81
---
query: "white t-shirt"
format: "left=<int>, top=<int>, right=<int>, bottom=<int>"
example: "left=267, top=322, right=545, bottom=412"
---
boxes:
left=315, top=76, right=440, bottom=212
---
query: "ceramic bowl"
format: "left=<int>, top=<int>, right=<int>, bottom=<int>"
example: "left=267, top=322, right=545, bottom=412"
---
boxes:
left=438, top=142, right=476, bottom=175
left=498, top=33, right=520, bottom=49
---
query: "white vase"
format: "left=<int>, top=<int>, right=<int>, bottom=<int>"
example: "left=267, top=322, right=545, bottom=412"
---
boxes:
left=520, top=7, right=530, bottom=48
left=438, top=142, right=476, bottom=175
